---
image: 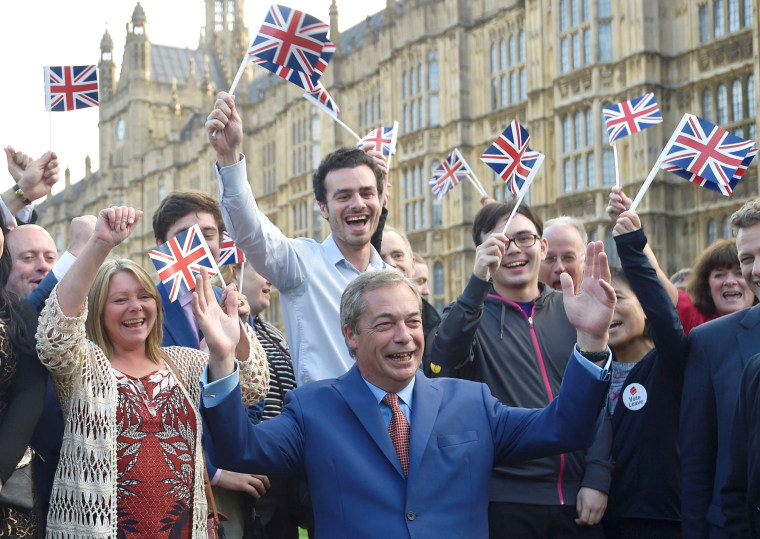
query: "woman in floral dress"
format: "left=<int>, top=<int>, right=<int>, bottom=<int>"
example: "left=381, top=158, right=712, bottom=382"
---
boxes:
left=36, top=206, right=269, bottom=538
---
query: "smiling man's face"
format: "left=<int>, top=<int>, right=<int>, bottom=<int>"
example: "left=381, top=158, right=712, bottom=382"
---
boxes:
left=6, top=225, right=58, bottom=297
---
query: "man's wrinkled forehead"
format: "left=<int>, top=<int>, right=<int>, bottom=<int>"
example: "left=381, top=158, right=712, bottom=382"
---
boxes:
left=7, top=225, right=57, bottom=256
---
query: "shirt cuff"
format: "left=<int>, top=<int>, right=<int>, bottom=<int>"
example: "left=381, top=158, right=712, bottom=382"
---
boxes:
left=51, top=251, right=77, bottom=280
left=209, top=468, right=222, bottom=486
left=15, top=204, right=34, bottom=224
left=573, top=345, right=612, bottom=381
left=0, top=198, right=17, bottom=228
left=200, top=362, right=240, bottom=408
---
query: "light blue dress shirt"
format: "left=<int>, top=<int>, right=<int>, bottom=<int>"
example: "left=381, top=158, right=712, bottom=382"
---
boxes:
left=216, top=156, right=386, bottom=386
left=363, top=378, right=415, bottom=426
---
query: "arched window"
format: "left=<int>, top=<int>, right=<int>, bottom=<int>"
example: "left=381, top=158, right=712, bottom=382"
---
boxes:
left=311, top=113, right=320, bottom=141
left=732, top=79, right=743, bottom=120
left=603, top=149, right=615, bottom=184
left=428, top=51, right=439, bottom=91
left=707, top=219, right=718, bottom=245
left=509, top=35, right=517, bottom=65
left=402, top=71, right=409, bottom=99
left=586, top=108, right=594, bottom=145
left=702, top=88, right=713, bottom=121
left=519, top=69, right=526, bottom=100
left=560, top=0, right=568, bottom=31
left=574, top=111, right=583, bottom=148
left=748, top=75, right=756, bottom=116
left=721, top=216, right=732, bottom=238
left=519, top=32, right=526, bottom=62
left=434, top=262, right=444, bottom=295
left=575, top=156, right=583, bottom=190
left=500, top=39, right=507, bottom=70
left=587, top=152, right=596, bottom=186
left=490, top=44, right=498, bottom=74
left=714, top=0, right=725, bottom=38
left=717, top=84, right=728, bottom=124
left=501, top=75, right=508, bottom=106
left=563, top=115, right=572, bottom=152
left=728, top=0, right=740, bottom=31
left=510, top=72, right=517, bottom=104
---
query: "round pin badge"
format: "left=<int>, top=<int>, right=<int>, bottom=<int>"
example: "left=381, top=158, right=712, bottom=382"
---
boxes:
left=622, top=383, right=647, bottom=411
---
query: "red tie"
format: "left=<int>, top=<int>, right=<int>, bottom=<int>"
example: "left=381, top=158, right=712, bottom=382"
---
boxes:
left=382, top=393, right=409, bottom=477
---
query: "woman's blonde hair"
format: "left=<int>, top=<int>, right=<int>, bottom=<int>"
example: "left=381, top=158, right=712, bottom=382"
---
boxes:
left=85, top=258, right=164, bottom=363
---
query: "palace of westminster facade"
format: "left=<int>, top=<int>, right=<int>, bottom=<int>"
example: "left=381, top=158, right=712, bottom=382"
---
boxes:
left=39, top=0, right=759, bottom=317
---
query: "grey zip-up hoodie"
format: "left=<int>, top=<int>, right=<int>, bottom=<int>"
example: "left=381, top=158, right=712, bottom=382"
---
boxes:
left=430, top=275, right=612, bottom=505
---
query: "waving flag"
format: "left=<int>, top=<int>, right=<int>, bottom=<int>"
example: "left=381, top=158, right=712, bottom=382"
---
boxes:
left=149, top=224, right=220, bottom=302
left=219, top=232, right=247, bottom=266
left=44, top=65, right=99, bottom=111
left=357, top=123, right=399, bottom=156
left=603, top=92, right=662, bottom=144
left=429, top=149, right=472, bottom=199
left=247, top=4, right=329, bottom=77
left=303, top=83, right=340, bottom=118
left=659, top=114, right=755, bottom=196
left=481, top=120, right=545, bottom=197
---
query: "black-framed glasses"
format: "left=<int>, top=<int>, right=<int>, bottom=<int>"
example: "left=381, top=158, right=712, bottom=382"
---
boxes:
left=505, top=233, right=539, bottom=249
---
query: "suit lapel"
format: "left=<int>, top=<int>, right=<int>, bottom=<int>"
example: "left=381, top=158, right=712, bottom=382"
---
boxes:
left=158, top=283, right=200, bottom=348
left=334, top=366, right=405, bottom=478
left=407, top=372, right=442, bottom=485
left=737, top=305, right=760, bottom=368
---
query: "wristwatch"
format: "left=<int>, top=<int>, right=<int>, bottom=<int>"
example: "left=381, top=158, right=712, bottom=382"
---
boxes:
left=13, top=184, right=31, bottom=205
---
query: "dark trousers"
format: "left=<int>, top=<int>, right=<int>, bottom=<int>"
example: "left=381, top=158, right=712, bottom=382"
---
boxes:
left=603, top=517, right=682, bottom=539
left=488, top=502, right=605, bottom=539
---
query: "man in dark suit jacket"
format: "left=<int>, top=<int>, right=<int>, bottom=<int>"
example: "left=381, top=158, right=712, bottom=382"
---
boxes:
left=681, top=198, right=760, bottom=538
left=199, top=242, right=615, bottom=538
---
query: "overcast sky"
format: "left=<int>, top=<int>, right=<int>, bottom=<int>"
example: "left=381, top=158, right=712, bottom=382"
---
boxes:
left=0, top=1, right=378, bottom=194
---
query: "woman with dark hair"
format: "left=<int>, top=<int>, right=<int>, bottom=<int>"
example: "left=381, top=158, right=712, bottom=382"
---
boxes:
left=608, top=187, right=754, bottom=335
left=602, top=210, right=688, bottom=538
left=35, top=206, right=269, bottom=538
left=0, top=212, right=47, bottom=537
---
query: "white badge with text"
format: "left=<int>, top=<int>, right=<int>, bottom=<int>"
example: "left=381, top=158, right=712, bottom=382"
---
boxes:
left=622, top=383, right=647, bottom=411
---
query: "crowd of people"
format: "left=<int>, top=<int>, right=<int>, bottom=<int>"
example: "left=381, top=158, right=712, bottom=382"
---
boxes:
left=0, top=90, right=759, bottom=539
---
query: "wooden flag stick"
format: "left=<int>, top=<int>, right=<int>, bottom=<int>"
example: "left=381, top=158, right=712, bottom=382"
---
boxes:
left=613, top=141, right=620, bottom=189
left=212, top=55, right=249, bottom=138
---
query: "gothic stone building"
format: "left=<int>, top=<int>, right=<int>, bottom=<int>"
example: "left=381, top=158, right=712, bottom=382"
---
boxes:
left=39, top=0, right=759, bottom=315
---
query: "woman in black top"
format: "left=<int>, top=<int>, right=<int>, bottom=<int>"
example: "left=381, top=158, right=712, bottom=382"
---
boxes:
left=602, top=211, right=688, bottom=539
left=0, top=211, right=47, bottom=537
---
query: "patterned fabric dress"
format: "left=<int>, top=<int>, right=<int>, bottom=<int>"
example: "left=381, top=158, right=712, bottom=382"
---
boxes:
left=0, top=326, right=37, bottom=538
left=114, top=369, right=196, bottom=538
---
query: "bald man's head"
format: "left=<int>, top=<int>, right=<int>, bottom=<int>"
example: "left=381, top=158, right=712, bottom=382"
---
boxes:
left=6, top=225, right=58, bottom=297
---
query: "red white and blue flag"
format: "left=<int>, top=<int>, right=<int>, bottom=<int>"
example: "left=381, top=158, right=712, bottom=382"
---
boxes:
left=481, top=120, right=545, bottom=197
left=219, top=232, right=247, bottom=266
left=247, top=4, right=329, bottom=77
left=303, top=83, right=340, bottom=118
left=44, top=65, right=99, bottom=111
left=659, top=114, right=756, bottom=196
left=357, top=122, right=399, bottom=156
left=429, top=149, right=472, bottom=199
left=603, top=92, right=662, bottom=144
left=149, top=224, right=220, bottom=302
left=253, top=36, right=334, bottom=92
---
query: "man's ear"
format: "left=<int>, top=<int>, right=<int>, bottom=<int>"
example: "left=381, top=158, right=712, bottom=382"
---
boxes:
left=318, top=201, right=329, bottom=220
left=343, top=324, right=359, bottom=354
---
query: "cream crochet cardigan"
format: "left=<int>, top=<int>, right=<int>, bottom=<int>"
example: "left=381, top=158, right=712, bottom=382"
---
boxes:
left=36, top=286, right=270, bottom=538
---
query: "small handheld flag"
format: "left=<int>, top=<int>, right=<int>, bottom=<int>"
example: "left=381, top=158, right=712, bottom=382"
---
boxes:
left=603, top=92, right=662, bottom=144
left=44, top=65, right=99, bottom=111
left=303, top=83, right=340, bottom=119
left=481, top=120, right=544, bottom=197
left=149, top=224, right=220, bottom=302
left=429, top=149, right=473, bottom=199
left=357, top=124, right=399, bottom=156
left=219, top=232, right=247, bottom=266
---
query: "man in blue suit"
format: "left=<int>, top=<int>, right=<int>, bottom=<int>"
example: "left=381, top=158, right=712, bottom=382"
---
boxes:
left=681, top=198, right=760, bottom=538
left=200, top=241, right=615, bottom=538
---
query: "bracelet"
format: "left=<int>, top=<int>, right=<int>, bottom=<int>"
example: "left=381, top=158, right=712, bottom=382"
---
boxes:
left=577, top=347, right=609, bottom=362
left=13, top=184, right=31, bottom=205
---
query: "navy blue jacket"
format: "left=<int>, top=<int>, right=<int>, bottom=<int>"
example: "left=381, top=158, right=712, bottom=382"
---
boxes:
left=722, top=353, right=760, bottom=538
left=606, top=228, right=688, bottom=521
left=680, top=297, right=760, bottom=537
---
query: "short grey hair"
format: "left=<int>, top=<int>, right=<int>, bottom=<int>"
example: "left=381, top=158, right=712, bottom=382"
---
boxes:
left=730, top=199, right=760, bottom=230
left=340, top=270, right=422, bottom=335
left=383, top=226, right=413, bottom=259
left=544, top=216, right=588, bottom=244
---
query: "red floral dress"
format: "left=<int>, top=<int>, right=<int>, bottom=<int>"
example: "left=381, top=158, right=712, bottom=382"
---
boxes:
left=114, top=368, right=197, bottom=538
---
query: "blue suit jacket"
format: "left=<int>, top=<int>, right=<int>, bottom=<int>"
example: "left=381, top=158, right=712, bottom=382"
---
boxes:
left=680, top=303, right=760, bottom=537
left=202, top=354, right=608, bottom=538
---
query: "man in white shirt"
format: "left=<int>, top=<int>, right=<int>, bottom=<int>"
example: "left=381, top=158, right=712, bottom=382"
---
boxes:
left=205, top=91, right=389, bottom=385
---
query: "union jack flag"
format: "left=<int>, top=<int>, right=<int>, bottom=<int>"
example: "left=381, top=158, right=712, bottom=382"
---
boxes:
left=603, top=92, right=663, bottom=144
left=44, top=65, right=99, bottom=111
left=254, top=59, right=319, bottom=91
left=356, top=122, right=399, bottom=156
left=219, top=232, right=247, bottom=266
left=303, top=83, right=340, bottom=118
left=481, top=120, right=545, bottom=197
left=149, top=224, right=220, bottom=302
left=659, top=114, right=755, bottom=196
left=429, top=149, right=472, bottom=199
left=247, top=4, right=329, bottom=77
